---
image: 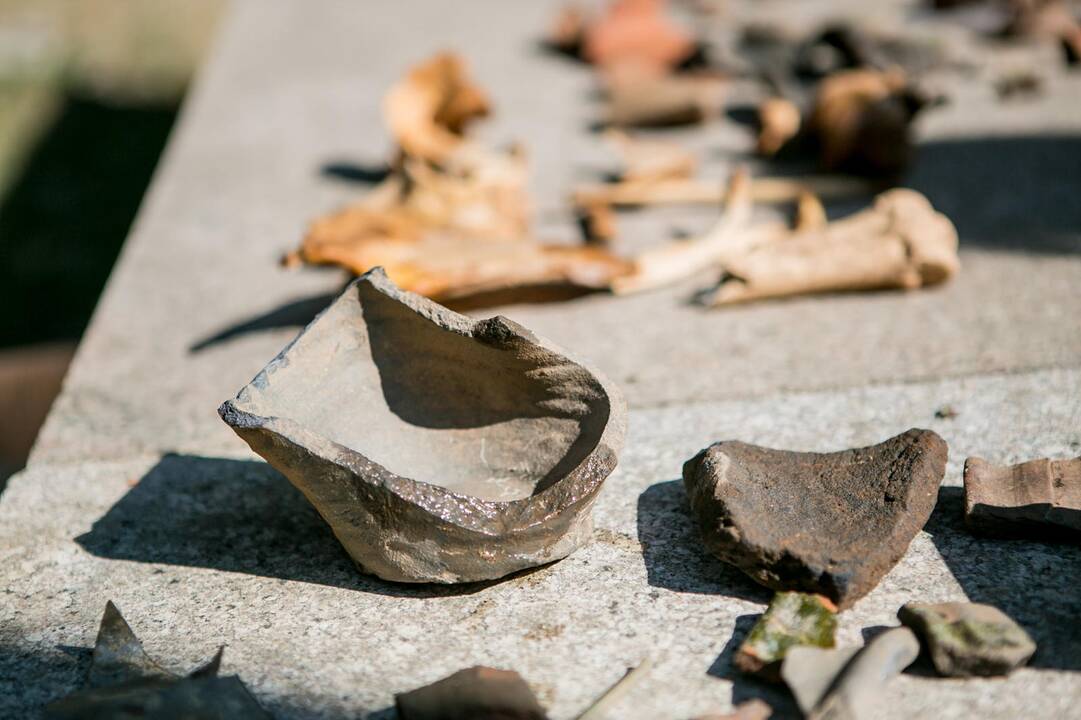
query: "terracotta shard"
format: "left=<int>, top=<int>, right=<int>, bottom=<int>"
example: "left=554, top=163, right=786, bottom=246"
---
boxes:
left=898, top=601, right=1036, bottom=677
left=395, top=666, right=548, bottom=720
left=682, top=429, right=948, bottom=608
left=963, top=456, right=1081, bottom=540
left=219, top=269, right=626, bottom=584
left=735, top=592, right=838, bottom=681
left=782, top=627, right=919, bottom=720
left=583, top=0, right=697, bottom=78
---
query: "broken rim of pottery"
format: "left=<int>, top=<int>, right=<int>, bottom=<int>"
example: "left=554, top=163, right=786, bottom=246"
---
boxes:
left=219, top=268, right=626, bottom=584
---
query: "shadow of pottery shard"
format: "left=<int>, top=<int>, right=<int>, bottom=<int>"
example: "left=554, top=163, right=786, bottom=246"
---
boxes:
left=683, top=429, right=948, bottom=608
left=219, top=268, right=626, bottom=584
left=782, top=627, right=919, bottom=720
left=898, top=601, right=1036, bottom=677
left=735, top=592, right=838, bottom=681
left=395, top=666, right=548, bottom=720
left=963, top=456, right=1081, bottom=540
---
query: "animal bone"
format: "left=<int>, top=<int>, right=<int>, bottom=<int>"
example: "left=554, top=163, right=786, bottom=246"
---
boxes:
left=610, top=169, right=787, bottom=294
left=698, top=188, right=959, bottom=306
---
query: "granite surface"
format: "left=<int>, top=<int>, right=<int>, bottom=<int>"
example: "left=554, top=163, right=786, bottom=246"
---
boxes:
left=3, top=0, right=1080, bottom=718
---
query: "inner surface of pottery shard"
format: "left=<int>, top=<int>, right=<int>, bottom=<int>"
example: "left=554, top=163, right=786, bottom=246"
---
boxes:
left=46, top=602, right=270, bottom=720
left=898, top=601, right=1036, bottom=677
left=963, top=455, right=1081, bottom=540
left=395, top=666, right=548, bottom=720
left=782, top=627, right=919, bottom=720
left=683, top=429, right=948, bottom=608
left=220, top=268, right=626, bottom=584
left=735, top=592, right=838, bottom=681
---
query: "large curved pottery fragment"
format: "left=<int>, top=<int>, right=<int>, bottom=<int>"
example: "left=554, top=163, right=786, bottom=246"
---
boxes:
left=219, top=268, right=625, bottom=583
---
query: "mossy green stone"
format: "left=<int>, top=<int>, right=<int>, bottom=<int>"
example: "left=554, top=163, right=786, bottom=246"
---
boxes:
left=898, top=602, right=1036, bottom=676
left=735, top=592, right=837, bottom=680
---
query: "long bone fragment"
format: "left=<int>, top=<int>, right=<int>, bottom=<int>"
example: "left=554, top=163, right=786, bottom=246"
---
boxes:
left=698, top=188, right=959, bottom=306
left=610, top=169, right=787, bottom=295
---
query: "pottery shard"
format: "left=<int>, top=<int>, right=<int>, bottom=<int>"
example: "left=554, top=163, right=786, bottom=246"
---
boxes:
left=219, top=269, right=626, bottom=584
left=782, top=627, right=919, bottom=720
left=898, top=602, right=1036, bottom=677
left=683, top=429, right=948, bottom=609
left=963, top=456, right=1081, bottom=540
left=735, top=592, right=838, bottom=681
left=396, top=666, right=548, bottom=720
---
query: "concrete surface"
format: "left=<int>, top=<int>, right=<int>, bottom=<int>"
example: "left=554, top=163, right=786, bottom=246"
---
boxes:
left=2, top=0, right=1080, bottom=718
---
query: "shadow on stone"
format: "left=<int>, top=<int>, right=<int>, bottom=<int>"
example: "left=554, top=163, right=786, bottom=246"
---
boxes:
left=189, top=290, right=342, bottom=352
left=636, top=480, right=771, bottom=602
left=320, top=160, right=391, bottom=185
left=906, top=134, right=1081, bottom=255
left=76, top=454, right=511, bottom=598
left=0, top=644, right=89, bottom=715
left=705, top=615, right=802, bottom=719
left=925, top=486, right=1081, bottom=672
left=0, top=93, right=177, bottom=349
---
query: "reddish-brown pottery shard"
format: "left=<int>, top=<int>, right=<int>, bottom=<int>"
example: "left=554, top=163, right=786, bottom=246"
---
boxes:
left=963, top=456, right=1081, bottom=540
left=683, top=429, right=948, bottom=609
left=219, top=268, right=626, bottom=584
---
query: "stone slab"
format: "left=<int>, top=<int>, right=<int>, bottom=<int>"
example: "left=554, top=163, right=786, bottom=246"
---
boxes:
left=28, top=0, right=1081, bottom=467
left=4, top=367, right=1080, bottom=719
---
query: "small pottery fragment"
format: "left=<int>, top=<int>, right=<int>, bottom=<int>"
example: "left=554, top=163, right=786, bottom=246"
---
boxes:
left=782, top=627, right=919, bottom=720
left=693, top=698, right=773, bottom=720
left=395, top=666, right=548, bottom=720
left=683, top=429, right=947, bottom=608
left=45, top=602, right=270, bottom=720
left=898, top=601, right=1036, bottom=677
left=735, top=592, right=838, bottom=681
left=964, top=455, right=1081, bottom=540
left=220, top=269, right=626, bottom=583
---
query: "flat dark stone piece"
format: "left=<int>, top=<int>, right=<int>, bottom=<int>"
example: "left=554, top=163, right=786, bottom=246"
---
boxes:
left=220, top=268, right=625, bottom=583
left=683, top=429, right=948, bottom=608
left=395, top=666, right=548, bottom=720
left=964, top=456, right=1081, bottom=540
left=898, top=601, right=1036, bottom=677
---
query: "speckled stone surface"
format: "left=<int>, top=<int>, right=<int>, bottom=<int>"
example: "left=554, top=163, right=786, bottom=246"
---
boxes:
left=3, top=0, right=1081, bottom=718
left=5, top=368, right=1081, bottom=718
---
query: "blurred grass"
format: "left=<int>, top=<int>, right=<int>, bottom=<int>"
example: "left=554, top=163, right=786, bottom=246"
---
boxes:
left=0, top=0, right=223, bottom=346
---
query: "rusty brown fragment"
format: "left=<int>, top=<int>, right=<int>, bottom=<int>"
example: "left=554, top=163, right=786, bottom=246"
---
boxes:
left=964, top=456, right=1081, bottom=540
left=583, top=0, right=697, bottom=78
left=810, top=68, right=926, bottom=178
left=683, top=429, right=948, bottom=609
left=296, top=53, right=631, bottom=301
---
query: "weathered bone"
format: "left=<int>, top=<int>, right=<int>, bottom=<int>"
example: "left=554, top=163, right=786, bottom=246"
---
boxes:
left=699, top=188, right=959, bottom=306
